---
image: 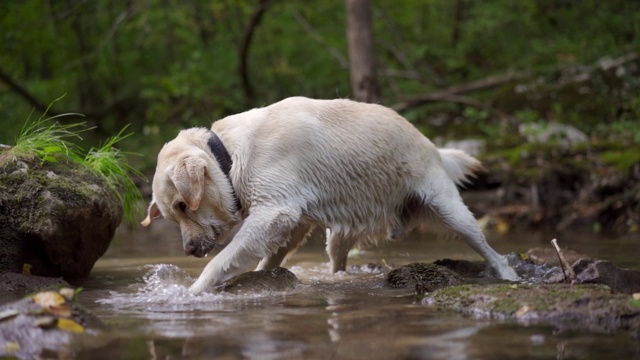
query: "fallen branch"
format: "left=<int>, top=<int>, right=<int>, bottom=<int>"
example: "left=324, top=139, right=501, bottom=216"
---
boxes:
left=391, top=70, right=531, bottom=113
left=551, top=238, right=577, bottom=283
left=239, top=0, right=273, bottom=105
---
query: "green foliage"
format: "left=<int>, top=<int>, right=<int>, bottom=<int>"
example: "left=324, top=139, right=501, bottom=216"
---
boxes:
left=8, top=99, right=145, bottom=226
left=0, top=0, right=639, bottom=171
left=601, top=150, right=640, bottom=173
left=84, top=125, right=145, bottom=225
left=10, top=96, right=86, bottom=164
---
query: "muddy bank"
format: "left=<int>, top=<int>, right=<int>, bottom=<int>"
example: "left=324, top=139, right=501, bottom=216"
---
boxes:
left=463, top=151, right=639, bottom=233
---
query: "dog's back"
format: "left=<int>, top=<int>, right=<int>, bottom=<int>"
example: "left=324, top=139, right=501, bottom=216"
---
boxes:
left=213, top=97, right=469, bottom=240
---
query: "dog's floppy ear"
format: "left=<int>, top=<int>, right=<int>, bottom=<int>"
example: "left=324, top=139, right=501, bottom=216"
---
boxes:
left=141, top=200, right=161, bottom=227
left=171, top=156, right=207, bottom=211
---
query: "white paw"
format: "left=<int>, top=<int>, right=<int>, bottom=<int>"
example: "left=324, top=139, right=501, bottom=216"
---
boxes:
left=497, top=266, right=520, bottom=281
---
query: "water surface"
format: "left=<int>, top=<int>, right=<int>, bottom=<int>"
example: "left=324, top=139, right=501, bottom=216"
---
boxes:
left=73, top=225, right=639, bottom=359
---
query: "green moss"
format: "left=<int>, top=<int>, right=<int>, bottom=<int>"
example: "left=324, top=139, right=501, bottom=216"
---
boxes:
left=601, top=150, right=640, bottom=173
left=428, top=283, right=616, bottom=318
left=490, top=298, right=522, bottom=315
left=1, top=154, right=118, bottom=234
left=4, top=107, right=143, bottom=226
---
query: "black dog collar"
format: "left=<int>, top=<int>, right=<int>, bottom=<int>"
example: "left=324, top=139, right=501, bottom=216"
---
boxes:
left=207, top=131, right=242, bottom=211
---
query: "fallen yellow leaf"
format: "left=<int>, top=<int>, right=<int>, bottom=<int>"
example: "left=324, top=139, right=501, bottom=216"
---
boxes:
left=515, top=305, right=531, bottom=317
left=496, top=219, right=510, bottom=234
left=33, top=291, right=65, bottom=308
left=3, top=341, right=20, bottom=353
left=56, top=318, right=84, bottom=334
left=633, top=293, right=640, bottom=300
left=22, top=263, right=32, bottom=275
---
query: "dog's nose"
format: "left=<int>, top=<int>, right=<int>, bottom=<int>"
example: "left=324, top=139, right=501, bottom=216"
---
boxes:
left=184, top=243, right=196, bottom=256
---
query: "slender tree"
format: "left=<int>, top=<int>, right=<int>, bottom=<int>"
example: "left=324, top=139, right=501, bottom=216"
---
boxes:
left=345, top=0, right=381, bottom=103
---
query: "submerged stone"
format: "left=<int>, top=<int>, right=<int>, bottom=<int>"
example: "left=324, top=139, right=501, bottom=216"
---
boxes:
left=432, top=258, right=486, bottom=278
left=386, top=262, right=464, bottom=293
left=220, top=267, right=299, bottom=294
left=0, top=153, right=122, bottom=279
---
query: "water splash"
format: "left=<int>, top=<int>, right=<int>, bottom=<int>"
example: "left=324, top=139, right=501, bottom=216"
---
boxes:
left=504, top=253, right=563, bottom=284
left=96, top=264, right=306, bottom=313
left=97, top=264, right=229, bottom=308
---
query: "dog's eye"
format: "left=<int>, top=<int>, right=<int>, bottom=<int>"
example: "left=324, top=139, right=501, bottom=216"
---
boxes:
left=177, top=202, right=187, bottom=212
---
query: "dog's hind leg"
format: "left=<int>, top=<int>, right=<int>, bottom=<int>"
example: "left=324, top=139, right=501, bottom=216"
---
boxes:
left=326, top=229, right=360, bottom=273
left=256, top=223, right=315, bottom=270
left=419, top=177, right=520, bottom=281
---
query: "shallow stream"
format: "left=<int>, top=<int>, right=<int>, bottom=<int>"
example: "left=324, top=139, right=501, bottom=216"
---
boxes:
left=68, top=224, right=640, bottom=359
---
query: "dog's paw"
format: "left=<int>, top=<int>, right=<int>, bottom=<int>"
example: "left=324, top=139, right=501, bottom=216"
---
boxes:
left=495, top=265, right=520, bottom=281
left=188, top=283, right=206, bottom=295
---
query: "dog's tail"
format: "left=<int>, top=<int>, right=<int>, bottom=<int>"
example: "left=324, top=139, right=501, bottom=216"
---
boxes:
left=438, top=148, right=485, bottom=187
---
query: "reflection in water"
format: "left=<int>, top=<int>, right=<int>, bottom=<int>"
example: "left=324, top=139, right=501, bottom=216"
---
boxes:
left=69, top=229, right=640, bottom=359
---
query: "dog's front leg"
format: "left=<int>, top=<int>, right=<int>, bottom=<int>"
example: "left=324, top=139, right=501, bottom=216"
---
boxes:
left=189, top=208, right=300, bottom=294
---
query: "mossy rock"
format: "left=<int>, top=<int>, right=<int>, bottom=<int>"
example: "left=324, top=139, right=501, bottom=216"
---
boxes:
left=0, top=152, right=122, bottom=279
left=424, top=283, right=640, bottom=335
left=386, top=262, right=464, bottom=293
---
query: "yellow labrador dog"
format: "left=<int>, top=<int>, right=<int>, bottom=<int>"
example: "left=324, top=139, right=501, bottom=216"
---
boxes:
left=142, top=97, right=518, bottom=293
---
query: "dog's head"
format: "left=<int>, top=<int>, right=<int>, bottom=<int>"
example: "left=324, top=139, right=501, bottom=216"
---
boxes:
left=141, top=129, right=240, bottom=257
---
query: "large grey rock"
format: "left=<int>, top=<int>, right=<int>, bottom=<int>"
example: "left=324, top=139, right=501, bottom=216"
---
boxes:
left=0, top=153, right=122, bottom=279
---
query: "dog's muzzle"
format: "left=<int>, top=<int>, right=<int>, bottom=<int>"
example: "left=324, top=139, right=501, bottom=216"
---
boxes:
left=184, top=240, right=217, bottom=258
left=184, top=242, right=198, bottom=256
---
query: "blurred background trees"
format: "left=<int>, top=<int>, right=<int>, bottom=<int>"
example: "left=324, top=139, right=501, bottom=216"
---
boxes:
left=1, top=0, right=639, bottom=170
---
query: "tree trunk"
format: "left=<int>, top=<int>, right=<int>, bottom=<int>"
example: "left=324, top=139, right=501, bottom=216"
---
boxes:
left=239, top=0, right=272, bottom=106
left=345, top=0, right=381, bottom=103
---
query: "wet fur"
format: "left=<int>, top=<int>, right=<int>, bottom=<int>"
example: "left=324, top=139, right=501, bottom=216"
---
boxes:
left=142, top=97, right=519, bottom=293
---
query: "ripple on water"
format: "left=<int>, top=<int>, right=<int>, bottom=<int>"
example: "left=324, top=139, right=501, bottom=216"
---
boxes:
left=95, top=264, right=290, bottom=313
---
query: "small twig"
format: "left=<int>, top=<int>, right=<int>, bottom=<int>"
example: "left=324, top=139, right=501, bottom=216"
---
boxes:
left=551, top=238, right=577, bottom=283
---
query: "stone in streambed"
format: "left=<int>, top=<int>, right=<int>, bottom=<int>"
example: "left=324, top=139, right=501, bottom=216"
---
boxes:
left=220, top=267, right=299, bottom=294
left=386, top=262, right=464, bottom=293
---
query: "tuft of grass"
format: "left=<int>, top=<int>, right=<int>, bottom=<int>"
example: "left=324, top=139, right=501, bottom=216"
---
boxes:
left=10, top=95, right=87, bottom=163
left=8, top=95, right=146, bottom=226
left=84, top=125, right=145, bottom=225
